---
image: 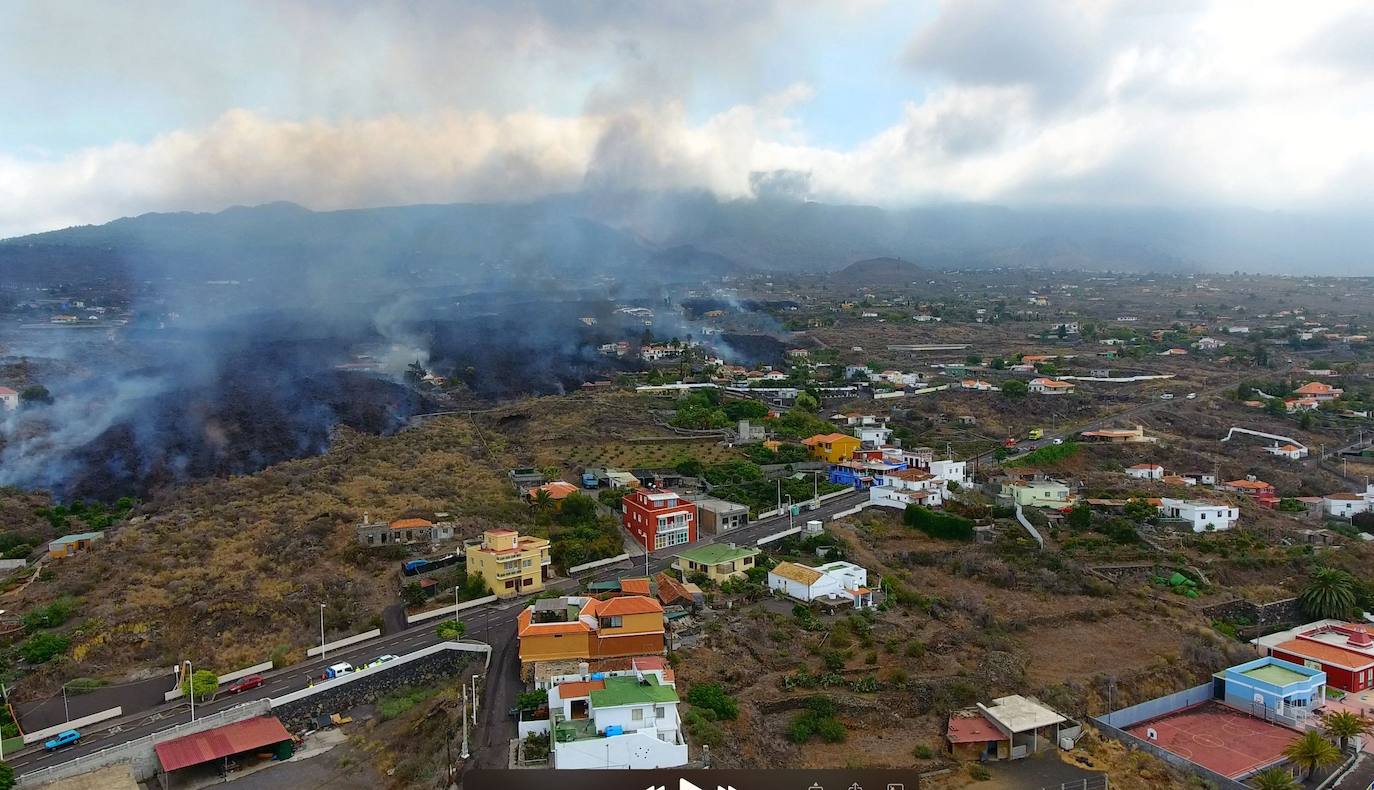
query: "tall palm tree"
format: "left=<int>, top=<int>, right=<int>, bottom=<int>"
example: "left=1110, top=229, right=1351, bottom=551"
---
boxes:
left=1282, top=730, right=1342, bottom=780
left=1298, top=568, right=1357, bottom=620
left=1321, top=710, right=1374, bottom=752
left=1249, top=768, right=1300, bottom=790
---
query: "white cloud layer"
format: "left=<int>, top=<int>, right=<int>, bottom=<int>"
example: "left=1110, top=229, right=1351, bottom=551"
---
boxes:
left=2, top=0, right=1374, bottom=236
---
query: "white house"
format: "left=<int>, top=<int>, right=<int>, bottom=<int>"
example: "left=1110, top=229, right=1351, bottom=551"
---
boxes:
left=1028, top=378, right=1075, bottom=395
left=929, top=459, right=970, bottom=489
left=1158, top=498, right=1239, bottom=532
left=545, top=669, right=688, bottom=769
left=1324, top=488, right=1373, bottom=518
left=1050, top=321, right=1079, bottom=335
left=1124, top=464, right=1165, bottom=481
left=855, top=425, right=893, bottom=446
left=1193, top=337, right=1227, bottom=351
left=871, top=468, right=945, bottom=510
left=0, top=387, right=17, bottom=411
left=1264, top=443, right=1308, bottom=460
left=769, top=560, right=874, bottom=608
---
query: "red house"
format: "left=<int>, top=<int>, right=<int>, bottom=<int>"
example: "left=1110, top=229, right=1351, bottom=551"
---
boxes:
left=622, top=489, right=697, bottom=551
left=1266, top=624, right=1374, bottom=693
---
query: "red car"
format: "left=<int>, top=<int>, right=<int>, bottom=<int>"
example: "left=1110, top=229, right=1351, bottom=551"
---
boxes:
left=226, top=674, right=265, bottom=694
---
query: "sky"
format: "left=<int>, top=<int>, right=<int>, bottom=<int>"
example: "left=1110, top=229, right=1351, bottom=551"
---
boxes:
left=2, top=0, right=1373, bottom=237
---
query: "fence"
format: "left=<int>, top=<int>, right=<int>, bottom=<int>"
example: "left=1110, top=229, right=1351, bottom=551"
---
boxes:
left=1090, top=716, right=1252, bottom=790
left=306, top=628, right=381, bottom=657
left=164, top=660, right=275, bottom=702
left=405, top=594, right=500, bottom=625
left=568, top=553, right=631, bottom=575
left=1041, top=778, right=1108, bottom=790
left=1095, top=683, right=1213, bottom=729
left=756, top=487, right=855, bottom=520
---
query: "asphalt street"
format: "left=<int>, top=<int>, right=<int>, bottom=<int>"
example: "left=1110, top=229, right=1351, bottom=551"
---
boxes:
left=10, top=489, right=868, bottom=778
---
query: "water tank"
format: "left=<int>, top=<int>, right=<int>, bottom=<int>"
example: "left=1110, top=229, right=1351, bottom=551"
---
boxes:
left=604, top=725, right=623, bottom=736
left=591, top=672, right=606, bottom=680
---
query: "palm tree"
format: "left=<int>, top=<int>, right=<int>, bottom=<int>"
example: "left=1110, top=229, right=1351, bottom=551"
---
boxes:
left=1249, top=768, right=1300, bottom=790
left=1320, top=710, right=1374, bottom=752
left=1298, top=568, right=1357, bottom=620
left=532, top=489, right=552, bottom=510
left=1282, top=730, right=1342, bottom=780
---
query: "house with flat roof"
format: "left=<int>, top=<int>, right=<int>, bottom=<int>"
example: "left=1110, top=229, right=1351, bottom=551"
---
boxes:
left=1324, top=486, right=1374, bottom=518
left=1217, top=657, right=1326, bottom=722
left=672, top=544, right=758, bottom=583
left=544, top=664, right=688, bottom=769
left=48, top=531, right=105, bottom=559
left=1125, top=463, right=1165, bottom=480
left=768, top=560, right=874, bottom=609
left=1158, top=498, right=1239, bottom=532
left=355, top=516, right=455, bottom=547
left=464, top=528, right=551, bottom=598
left=974, top=695, right=1074, bottom=760
left=691, top=497, right=748, bottom=534
left=622, top=489, right=697, bottom=551
left=1003, top=479, right=1074, bottom=509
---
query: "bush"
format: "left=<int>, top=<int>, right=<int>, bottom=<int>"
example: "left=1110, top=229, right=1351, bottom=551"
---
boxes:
left=904, top=506, right=975, bottom=541
left=182, top=669, right=218, bottom=702
left=517, top=689, right=548, bottom=711
left=683, top=707, right=724, bottom=747
left=967, top=763, right=991, bottom=781
left=787, top=696, right=847, bottom=743
left=436, top=620, right=466, bottom=640
left=378, top=685, right=437, bottom=720
left=19, top=633, right=69, bottom=664
left=914, top=744, right=935, bottom=759
left=22, top=596, right=79, bottom=632
left=687, top=683, right=739, bottom=720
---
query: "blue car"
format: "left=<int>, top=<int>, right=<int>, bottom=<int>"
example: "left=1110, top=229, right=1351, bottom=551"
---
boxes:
left=44, top=729, right=80, bottom=750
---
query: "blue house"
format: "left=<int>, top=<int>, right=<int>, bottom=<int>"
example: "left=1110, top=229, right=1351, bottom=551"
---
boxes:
left=1217, top=656, right=1326, bottom=722
left=828, top=460, right=906, bottom=490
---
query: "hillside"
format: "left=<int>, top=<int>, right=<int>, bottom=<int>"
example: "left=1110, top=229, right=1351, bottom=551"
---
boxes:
left=832, top=256, right=930, bottom=286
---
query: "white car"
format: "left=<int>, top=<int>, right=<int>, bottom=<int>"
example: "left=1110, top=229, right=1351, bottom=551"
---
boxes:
left=1185, top=393, right=1197, bottom=399
left=1052, top=438, right=1064, bottom=445
left=1160, top=393, right=1174, bottom=400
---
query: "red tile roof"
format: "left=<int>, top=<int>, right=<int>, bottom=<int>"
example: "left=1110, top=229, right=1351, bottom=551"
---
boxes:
left=1274, top=639, right=1374, bottom=671
left=155, top=716, right=292, bottom=772
left=555, top=680, right=605, bottom=698
left=590, top=596, right=664, bottom=617
left=389, top=518, right=433, bottom=530
left=619, top=578, right=653, bottom=596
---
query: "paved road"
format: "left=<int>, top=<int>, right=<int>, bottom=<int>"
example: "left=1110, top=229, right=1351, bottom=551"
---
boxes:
left=11, top=489, right=868, bottom=778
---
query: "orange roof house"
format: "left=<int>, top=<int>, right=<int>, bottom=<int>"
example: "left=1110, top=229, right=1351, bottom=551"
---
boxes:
left=801, top=433, right=861, bottom=463
left=1295, top=382, right=1343, bottom=401
left=517, top=595, right=665, bottom=670
left=529, top=480, right=579, bottom=501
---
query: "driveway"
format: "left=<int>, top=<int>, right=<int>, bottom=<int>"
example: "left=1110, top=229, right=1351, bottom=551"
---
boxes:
left=978, top=752, right=1106, bottom=790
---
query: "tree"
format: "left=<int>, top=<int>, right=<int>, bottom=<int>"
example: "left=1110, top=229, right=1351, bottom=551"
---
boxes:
left=1281, top=730, right=1341, bottom=780
left=0, top=761, right=14, bottom=790
left=1066, top=504, right=1091, bottom=531
left=1001, top=380, right=1028, bottom=399
left=19, top=385, right=50, bottom=405
left=401, top=582, right=429, bottom=608
left=436, top=620, right=466, bottom=640
left=19, top=633, right=69, bottom=664
left=675, top=458, right=705, bottom=477
left=1265, top=398, right=1287, bottom=417
left=794, top=392, right=819, bottom=413
left=182, top=669, right=218, bottom=703
left=531, top=489, right=553, bottom=512
left=1249, top=767, right=1299, bottom=790
left=1320, top=710, right=1373, bottom=752
left=1299, top=568, right=1358, bottom=620
left=686, top=683, right=739, bottom=720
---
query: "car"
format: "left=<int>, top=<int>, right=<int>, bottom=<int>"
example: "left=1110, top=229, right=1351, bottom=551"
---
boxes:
left=324, top=662, right=354, bottom=679
left=226, top=674, right=265, bottom=694
left=44, top=730, right=81, bottom=751
left=1185, top=392, right=1197, bottom=399
left=1160, top=393, right=1174, bottom=400
left=375, top=654, right=398, bottom=664
left=1052, top=438, right=1064, bottom=445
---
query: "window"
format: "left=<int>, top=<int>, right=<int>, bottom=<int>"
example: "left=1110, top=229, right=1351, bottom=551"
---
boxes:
left=601, top=616, right=623, bottom=628
left=631, top=708, right=643, bottom=721
left=505, top=580, right=514, bottom=589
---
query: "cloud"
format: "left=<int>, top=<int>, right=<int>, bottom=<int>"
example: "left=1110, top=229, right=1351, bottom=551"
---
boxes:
left=3, top=0, right=1374, bottom=236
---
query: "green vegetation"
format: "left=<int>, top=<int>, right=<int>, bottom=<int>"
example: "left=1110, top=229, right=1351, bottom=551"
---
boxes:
left=436, top=620, right=466, bottom=640
left=533, top=491, right=624, bottom=571
left=669, top=390, right=771, bottom=430
left=742, top=442, right=811, bottom=465
left=710, top=476, right=845, bottom=516
left=378, top=684, right=439, bottom=720
left=768, top=407, right=834, bottom=439
left=786, top=696, right=847, bottom=743
left=702, top=460, right=763, bottom=485
left=36, top=497, right=135, bottom=532
left=1299, top=568, right=1358, bottom=620
left=22, top=596, right=78, bottom=632
left=1320, top=709, right=1373, bottom=752
left=401, top=582, right=429, bottom=608
left=683, top=707, right=725, bottom=747
left=1277, top=498, right=1306, bottom=513
left=1281, top=730, right=1341, bottom=780
left=1249, top=768, right=1299, bottom=790
left=182, top=668, right=218, bottom=702
left=903, top=506, right=974, bottom=541
left=686, top=683, right=739, bottom=720
left=516, top=689, right=548, bottom=711
left=1000, top=379, right=1027, bottom=398
left=19, top=633, right=69, bottom=664
left=1004, top=441, right=1079, bottom=467
left=0, top=762, right=13, bottom=790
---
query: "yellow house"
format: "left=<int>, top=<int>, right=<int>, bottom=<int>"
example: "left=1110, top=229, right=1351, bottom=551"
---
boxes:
left=801, top=433, right=861, bottom=463
left=48, top=532, right=105, bottom=559
left=673, top=544, right=759, bottom=583
left=464, top=528, right=551, bottom=597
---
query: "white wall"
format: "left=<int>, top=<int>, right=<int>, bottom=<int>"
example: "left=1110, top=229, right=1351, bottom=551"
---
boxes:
left=553, top=730, right=688, bottom=770
left=593, top=702, right=680, bottom=736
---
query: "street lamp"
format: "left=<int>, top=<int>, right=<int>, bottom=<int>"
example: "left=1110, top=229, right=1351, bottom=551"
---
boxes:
left=319, top=603, right=327, bottom=661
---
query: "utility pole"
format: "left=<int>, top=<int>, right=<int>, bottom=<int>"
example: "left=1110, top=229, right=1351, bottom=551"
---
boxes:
left=460, top=685, right=470, bottom=759
left=454, top=585, right=461, bottom=637
left=319, top=603, right=327, bottom=661
left=472, top=674, right=480, bottom=725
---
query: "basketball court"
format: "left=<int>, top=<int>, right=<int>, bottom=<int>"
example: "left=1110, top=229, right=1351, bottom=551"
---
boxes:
left=1126, top=702, right=1297, bottom=778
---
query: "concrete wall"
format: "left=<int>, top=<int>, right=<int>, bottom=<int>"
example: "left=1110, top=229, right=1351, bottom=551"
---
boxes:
left=1097, top=683, right=1214, bottom=728
left=568, top=554, right=631, bottom=575
left=22, top=708, right=123, bottom=745
left=307, top=628, right=381, bottom=657
left=406, top=595, right=499, bottom=624
left=1201, top=598, right=1302, bottom=630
